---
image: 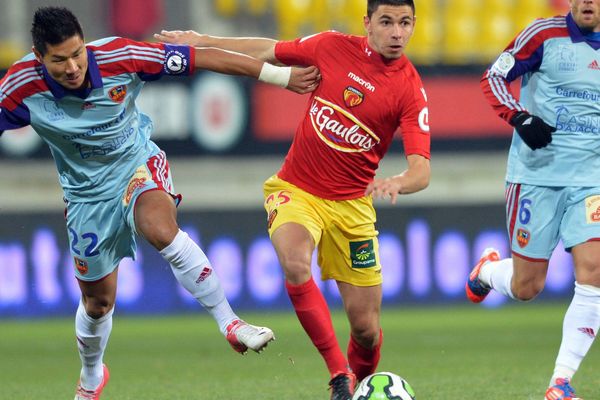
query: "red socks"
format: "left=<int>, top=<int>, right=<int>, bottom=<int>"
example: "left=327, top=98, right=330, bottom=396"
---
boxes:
left=285, top=279, right=349, bottom=375
left=348, top=329, right=383, bottom=381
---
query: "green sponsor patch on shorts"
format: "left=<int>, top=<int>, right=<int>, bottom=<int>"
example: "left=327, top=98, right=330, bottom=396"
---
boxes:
left=350, top=239, right=376, bottom=268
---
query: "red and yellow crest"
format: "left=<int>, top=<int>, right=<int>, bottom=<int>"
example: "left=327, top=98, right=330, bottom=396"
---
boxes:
left=74, top=257, right=88, bottom=275
left=343, top=87, right=364, bottom=108
left=108, top=85, right=127, bottom=103
left=516, top=228, right=530, bottom=248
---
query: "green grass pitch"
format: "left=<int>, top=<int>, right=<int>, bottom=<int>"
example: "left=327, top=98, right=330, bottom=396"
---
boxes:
left=1, top=304, right=599, bottom=399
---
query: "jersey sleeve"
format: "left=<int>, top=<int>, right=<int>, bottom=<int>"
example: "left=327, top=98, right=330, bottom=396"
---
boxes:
left=90, top=37, right=195, bottom=82
left=0, top=105, right=30, bottom=131
left=0, top=66, right=33, bottom=131
left=480, top=17, right=567, bottom=123
left=274, top=31, right=338, bottom=66
left=398, top=70, right=430, bottom=159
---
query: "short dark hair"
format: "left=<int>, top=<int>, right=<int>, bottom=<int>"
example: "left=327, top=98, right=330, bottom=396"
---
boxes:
left=31, top=6, right=84, bottom=55
left=367, top=0, right=415, bottom=18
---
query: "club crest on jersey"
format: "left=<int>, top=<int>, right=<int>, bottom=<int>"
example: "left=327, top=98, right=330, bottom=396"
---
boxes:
left=516, top=228, right=530, bottom=248
left=343, top=87, right=364, bottom=108
left=108, top=85, right=127, bottom=103
left=309, top=96, right=380, bottom=153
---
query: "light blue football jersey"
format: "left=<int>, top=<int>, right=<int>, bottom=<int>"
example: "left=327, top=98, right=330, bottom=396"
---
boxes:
left=483, top=14, right=600, bottom=186
left=0, top=37, right=194, bottom=202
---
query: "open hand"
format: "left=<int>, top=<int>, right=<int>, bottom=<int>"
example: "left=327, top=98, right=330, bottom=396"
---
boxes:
left=365, top=177, right=403, bottom=204
left=154, top=30, right=203, bottom=46
left=287, top=66, right=320, bottom=94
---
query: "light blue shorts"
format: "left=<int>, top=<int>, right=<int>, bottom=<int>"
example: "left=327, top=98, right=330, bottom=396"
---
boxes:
left=505, top=183, right=600, bottom=260
left=65, top=151, right=181, bottom=281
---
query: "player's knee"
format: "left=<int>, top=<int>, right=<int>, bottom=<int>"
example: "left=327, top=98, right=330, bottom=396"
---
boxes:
left=85, top=298, right=114, bottom=319
left=574, top=255, right=600, bottom=287
left=351, top=324, right=380, bottom=348
left=279, top=257, right=312, bottom=284
left=140, top=222, right=179, bottom=250
left=512, top=281, right=544, bottom=301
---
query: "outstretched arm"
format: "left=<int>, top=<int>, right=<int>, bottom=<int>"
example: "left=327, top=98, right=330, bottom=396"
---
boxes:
left=156, top=30, right=279, bottom=63
left=193, top=46, right=318, bottom=94
left=365, top=154, right=430, bottom=204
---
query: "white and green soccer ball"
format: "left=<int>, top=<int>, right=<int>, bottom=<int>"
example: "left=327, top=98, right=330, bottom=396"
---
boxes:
left=352, top=372, right=416, bottom=400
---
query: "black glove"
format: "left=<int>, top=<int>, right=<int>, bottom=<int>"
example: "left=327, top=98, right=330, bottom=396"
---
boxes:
left=510, top=112, right=556, bottom=150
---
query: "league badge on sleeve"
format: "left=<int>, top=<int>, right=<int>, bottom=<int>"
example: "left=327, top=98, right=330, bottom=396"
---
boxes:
left=165, top=50, right=188, bottom=75
left=490, top=52, right=515, bottom=78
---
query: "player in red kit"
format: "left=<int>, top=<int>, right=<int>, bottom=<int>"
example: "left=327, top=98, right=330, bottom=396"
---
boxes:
left=155, top=1, right=430, bottom=398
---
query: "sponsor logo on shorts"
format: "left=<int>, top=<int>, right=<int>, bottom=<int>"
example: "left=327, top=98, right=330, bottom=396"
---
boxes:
left=343, top=87, right=364, bottom=108
left=108, top=85, right=127, bottom=103
left=350, top=239, right=376, bottom=268
left=265, top=190, right=291, bottom=230
left=195, top=266, right=212, bottom=284
left=516, top=228, right=530, bottom=248
left=267, top=209, right=278, bottom=230
left=123, top=166, right=151, bottom=207
left=585, top=195, right=600, bottom=223
left=74, top=257, right=88, bottom=275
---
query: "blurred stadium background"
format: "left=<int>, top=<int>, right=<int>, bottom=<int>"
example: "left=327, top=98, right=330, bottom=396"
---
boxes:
left=0, top=0, right=576, bottom=316
left=4, top=1, right=597, bottom=399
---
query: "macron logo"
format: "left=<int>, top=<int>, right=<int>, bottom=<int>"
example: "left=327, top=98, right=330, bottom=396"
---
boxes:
left=588, top=60, right=600, bottom=70
left=347, top=72, right=375, bottom=92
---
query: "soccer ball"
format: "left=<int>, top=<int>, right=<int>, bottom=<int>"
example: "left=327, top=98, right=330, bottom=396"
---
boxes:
left=352, top=372, right=416, bottom=400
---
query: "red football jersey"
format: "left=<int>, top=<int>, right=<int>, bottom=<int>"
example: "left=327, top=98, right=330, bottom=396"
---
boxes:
left=274, top=31, right=430, bottom=200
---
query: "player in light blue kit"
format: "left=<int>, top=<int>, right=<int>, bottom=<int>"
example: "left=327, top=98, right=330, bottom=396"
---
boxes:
left=466, top=1, right=600, bottom=399
left=0, top=6, right=319, bottom=400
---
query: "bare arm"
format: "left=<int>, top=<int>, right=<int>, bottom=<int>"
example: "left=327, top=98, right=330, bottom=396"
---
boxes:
left=156, top=30, right=279, bottom=63
left=194, top=46, right=265, bottom=77
left=365, top=154, right=430, bottom=204
left=193, top=47, right=319, bottom=94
